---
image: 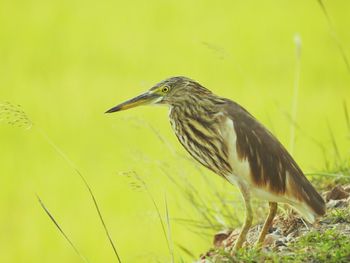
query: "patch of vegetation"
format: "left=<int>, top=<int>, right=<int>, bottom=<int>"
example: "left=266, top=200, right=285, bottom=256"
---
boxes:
left=283, top=229, right=350, bottom=263
left=201, top=208, right=350, bottom=263
left=324, top=208, right=350, bottom=224
left=202, top=229, right=350, bottom=263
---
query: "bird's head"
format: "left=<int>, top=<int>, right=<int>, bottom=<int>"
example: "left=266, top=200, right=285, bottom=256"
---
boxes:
left=105, top=76, right=212, bottom=113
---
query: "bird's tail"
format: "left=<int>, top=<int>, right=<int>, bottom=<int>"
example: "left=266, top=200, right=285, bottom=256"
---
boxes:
left=289, top=173, right=326, bottom=223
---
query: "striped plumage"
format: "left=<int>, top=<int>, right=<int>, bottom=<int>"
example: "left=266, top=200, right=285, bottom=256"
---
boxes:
left=106, top=76, right=326, bottom=250
left=169, top=99, right=232, bottom=177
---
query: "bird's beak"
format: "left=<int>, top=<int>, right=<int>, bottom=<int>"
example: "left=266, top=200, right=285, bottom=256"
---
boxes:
left=105, top=91, right=161, bottom=113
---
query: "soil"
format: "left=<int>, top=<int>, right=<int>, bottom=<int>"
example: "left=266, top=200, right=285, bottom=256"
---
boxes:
left=198, top=184, right=350, bottom=262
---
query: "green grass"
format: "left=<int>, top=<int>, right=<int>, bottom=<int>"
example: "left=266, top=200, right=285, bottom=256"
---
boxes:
left=324, top=209, right=350, bottom=224
left=284, top=229, right=350, bottom=263
left=204, top=216, right=350, bottom=263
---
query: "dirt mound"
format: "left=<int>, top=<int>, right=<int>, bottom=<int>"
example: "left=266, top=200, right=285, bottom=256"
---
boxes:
left=199, top=185, right=350, bottom=262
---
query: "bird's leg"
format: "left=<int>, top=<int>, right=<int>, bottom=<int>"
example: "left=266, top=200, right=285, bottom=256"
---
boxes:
left=256, top=202, right=277, bottom=248
left=232, top=183, right=253, bottom=251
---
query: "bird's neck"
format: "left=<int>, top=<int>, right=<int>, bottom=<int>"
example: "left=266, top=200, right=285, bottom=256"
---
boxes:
left=169, top=102, right=214, bottom=120
left=169, top=95, right=226, bottom=119
left=168, top=99, right=227, bottom=136
left=167, top=96, right=232, bottom=177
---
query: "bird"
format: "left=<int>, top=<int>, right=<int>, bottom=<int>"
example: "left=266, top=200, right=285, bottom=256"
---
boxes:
left=106, top=76, right=326, bottom=250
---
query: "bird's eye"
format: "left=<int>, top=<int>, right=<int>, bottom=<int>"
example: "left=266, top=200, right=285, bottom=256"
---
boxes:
left=161, top=86, right=170, bottom=93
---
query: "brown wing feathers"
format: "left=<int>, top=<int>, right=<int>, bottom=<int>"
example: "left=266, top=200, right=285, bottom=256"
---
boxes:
left=226, top=101, right=326, bottom=216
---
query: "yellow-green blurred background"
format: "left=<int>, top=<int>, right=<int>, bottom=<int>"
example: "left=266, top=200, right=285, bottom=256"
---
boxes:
left=1, top=0, right=350, bottom=262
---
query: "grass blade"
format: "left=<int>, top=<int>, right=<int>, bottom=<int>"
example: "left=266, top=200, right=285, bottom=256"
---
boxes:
left=317, top=0, right=350, bottom=73
left=37, top=195, right=89, bottom=263
left=306, top=172, right=348, bottom=177
left=343, top=101, right=350, bottom=134
left=36, top=127, right=122, bottom=263
left=326, top=121, right=341, bottom=163
left=289, top=34, right=302, bottom=155
left=0, top=102, right=122, bottom=262
left=164, top=194, right=174, bottom=263
left=122, top=171, right=172, bottom=258
left=144, top=182, right=172, bottom=256
left=176, top=243, right=196, bottom=259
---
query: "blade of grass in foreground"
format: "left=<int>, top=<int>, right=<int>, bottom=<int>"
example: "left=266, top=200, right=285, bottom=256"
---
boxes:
left=0, top=102, right=122, bottom=263
left=289, top=34, right=302, bottom=156
left=36, top=127, right=122, bottom=263
left=176, top=243, right=196, bottom=260
left=37, top=195, right=89, bottom=263
left=326, top=121, right=341, bottom=164
left=344, top=101, right=350, bottom=135
left=164, top=194, right=175, bottom=263
left=317, top=0, right=350, bottom=73
left=121, top=171, right=172, bottom=259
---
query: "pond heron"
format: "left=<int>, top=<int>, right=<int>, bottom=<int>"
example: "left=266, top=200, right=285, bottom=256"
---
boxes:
left=106, top=76, right=325, bottom=250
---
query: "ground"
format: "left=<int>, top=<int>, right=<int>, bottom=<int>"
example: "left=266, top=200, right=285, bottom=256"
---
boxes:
left=198, top=185, right=350, bottom=263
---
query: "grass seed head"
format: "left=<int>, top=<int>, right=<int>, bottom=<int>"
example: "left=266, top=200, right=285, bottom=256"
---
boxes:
left=0, top=101, right=33, bottom=130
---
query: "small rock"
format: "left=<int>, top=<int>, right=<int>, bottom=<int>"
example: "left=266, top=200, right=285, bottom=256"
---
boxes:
left=286, top=233, right=295, bottom=242
left=326, top=185, right=349, bottom=202
left=320, top=217, right=333, bottom=224
left=275, top=239, right=287, bottom=247
left=270, top=226, right=277, bottom=233
left=213, top=230, right=232, bottom=247
left=327, top=199, right=348, bottom=209
left=272, top=228, right=282, bottom=236
left=343, top=184, right=350, bottom=193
